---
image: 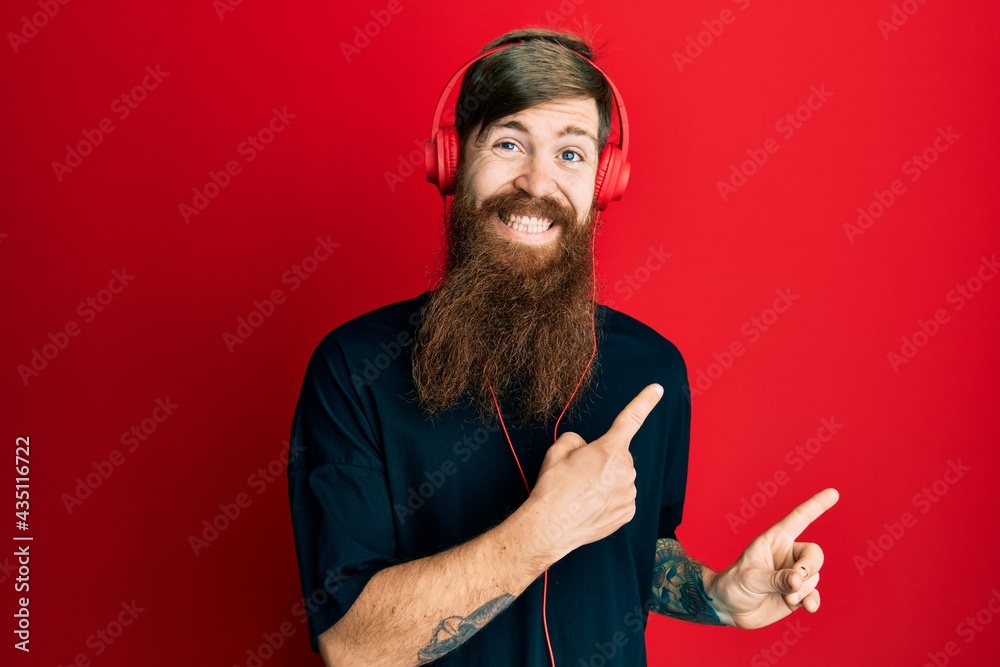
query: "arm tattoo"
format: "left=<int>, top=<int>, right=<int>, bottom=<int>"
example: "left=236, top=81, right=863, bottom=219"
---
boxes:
left=650, top=538, right=725, bottom=625
left=416, top=593, right=515, bottom=663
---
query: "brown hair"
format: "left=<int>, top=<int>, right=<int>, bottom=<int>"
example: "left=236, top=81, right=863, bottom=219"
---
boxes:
left=453, top=28, right=613, bottom=157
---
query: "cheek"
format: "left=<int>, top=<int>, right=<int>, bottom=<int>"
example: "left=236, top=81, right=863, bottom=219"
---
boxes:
left=468, top=162, right=515, bottom=202
left=571, top=182, right=596, bottom=220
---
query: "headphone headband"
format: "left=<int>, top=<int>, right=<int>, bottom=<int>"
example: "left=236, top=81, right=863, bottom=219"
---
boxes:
left=425, top=40, right=631, bottom=210
left=428, top=42, right=630, bottom=159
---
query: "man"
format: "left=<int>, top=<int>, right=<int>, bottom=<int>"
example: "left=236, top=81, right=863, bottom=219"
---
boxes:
left=288, top=28, right=838, bottom=666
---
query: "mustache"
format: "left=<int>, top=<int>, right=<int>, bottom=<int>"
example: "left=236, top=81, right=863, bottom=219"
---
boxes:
left=413, top=180, right=598, bottom=425
left=480, top=190, right=579, bottom=227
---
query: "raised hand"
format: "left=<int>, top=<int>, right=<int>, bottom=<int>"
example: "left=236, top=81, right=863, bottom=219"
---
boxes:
left=526, top=383, right=664, bottom=561
left=706, top=488, right=840, bottom=629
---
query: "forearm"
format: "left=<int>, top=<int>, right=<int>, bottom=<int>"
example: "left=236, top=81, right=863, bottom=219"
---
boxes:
left=319, top=500, right=557, bottom=666
left=649, top=537, right=730, bottom=626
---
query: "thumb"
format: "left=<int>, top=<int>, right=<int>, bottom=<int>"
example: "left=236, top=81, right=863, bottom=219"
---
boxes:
left=550, top=431, right=588, bottom=456
left=545, top=431, right=587, bottom=459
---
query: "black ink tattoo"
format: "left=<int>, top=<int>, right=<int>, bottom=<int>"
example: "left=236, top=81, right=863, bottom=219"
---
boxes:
left=650, top=538, right=725, bottom=625
left=416, top=593, right=515, bottom=663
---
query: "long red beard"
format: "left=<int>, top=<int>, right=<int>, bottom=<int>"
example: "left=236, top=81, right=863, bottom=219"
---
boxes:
left=412, top=179, right=601, bottom=426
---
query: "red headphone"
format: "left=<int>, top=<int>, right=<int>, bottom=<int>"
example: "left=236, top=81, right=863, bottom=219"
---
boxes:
left=424, top=41, right=631, bottom=211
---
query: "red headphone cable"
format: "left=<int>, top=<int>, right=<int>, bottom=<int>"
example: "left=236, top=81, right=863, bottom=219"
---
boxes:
left=482, top=219, right=600, bottom=666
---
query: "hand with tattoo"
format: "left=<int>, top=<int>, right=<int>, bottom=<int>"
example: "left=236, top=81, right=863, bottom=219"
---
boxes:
left=706, top=488, right=839, bottom=628
left=651, top=488, right=839, bottom=629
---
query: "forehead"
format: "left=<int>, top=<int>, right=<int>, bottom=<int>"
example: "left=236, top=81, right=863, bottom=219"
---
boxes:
left=478, top=97, right=599, bottom=145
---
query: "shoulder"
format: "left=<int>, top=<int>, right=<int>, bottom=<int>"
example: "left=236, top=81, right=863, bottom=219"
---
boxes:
left=597, top=304, right=687, bottom=376
left=296, top=293, right=429, bottom=389
left=598, top=304, right=685, bottom=361
left=311, top=292, right=429, bottom=360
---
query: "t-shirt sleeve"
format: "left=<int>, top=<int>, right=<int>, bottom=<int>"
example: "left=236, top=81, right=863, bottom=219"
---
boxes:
left=287, top=334, right=400, bottom=652
left=656, top=345, right=691, bottom=541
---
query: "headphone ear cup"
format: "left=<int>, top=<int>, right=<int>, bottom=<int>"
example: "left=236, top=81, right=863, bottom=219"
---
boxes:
left=424, top=139, right=441, bottom=190
left=593, top=143, right=630, bottom=211
left=593, top=144, right=615, bottom=211
left=439, top=126, right=461, bottom=195
left=424, top=125, right=461, bottom=195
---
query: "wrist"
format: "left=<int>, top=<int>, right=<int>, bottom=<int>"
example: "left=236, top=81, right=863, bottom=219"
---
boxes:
left=703, top=568, right=735, bottom=627
left=507, top=497, right=568, bottom=571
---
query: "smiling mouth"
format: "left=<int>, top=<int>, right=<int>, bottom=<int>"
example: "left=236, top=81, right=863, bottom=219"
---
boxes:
left=498, top=211, right=555, bottom=234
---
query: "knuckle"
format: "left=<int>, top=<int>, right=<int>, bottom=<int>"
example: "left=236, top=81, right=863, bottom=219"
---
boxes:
left=614, top=410, right=642, bottom=431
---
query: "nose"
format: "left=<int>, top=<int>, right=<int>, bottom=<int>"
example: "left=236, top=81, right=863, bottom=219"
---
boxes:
left=512, top=153, right=558, bottom=200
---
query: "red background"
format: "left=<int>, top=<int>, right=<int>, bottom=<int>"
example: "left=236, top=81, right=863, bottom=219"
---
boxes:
left=3, top=0, right=999, bottom=665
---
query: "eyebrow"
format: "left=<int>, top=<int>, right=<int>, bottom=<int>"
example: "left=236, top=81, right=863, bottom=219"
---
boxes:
left=487, top=119, right=598, bottom=151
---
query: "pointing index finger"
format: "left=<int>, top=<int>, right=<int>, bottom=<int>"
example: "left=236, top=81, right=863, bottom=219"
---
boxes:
left=606, top=383, right=664, bottom=444
left=770, top=488, right=840, bottom=541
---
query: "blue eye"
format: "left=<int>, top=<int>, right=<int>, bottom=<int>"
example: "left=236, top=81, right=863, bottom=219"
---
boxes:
left=561, top=150, right=583, bottom=162
left=498, top=141, right=518, bottom=151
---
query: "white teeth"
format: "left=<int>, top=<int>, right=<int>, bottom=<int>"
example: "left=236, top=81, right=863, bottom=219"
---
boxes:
left=499, top=211, right=553, bottom=234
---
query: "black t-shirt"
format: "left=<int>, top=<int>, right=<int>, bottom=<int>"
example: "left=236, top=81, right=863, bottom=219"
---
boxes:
left=287, top=292, right=690, bottom=665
